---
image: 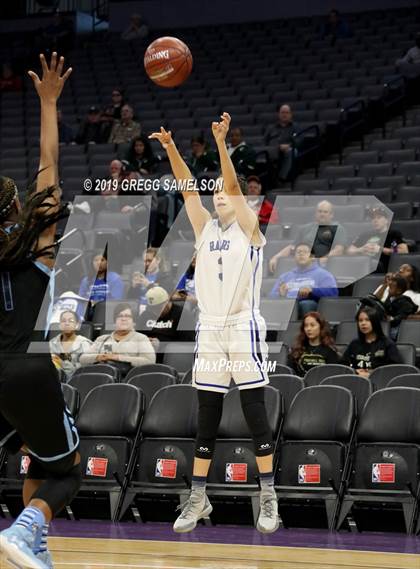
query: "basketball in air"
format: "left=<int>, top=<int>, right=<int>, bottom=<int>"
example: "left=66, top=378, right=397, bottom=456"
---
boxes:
left=144, top=36, right=193, bottom=87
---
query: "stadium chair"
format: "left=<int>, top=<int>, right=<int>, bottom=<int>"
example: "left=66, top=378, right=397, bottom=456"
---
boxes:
left=332, top=177, right=366, bottom=192
left=163, top=343, right=195, bottom=374
left=352, top=274, right=386, bottom=298
left=116, top=385, right=198, bottom=521
left=275, top=385, right=356, bottom=530
left=383, top=149, right=416, bottom=164
left=387, top=373, right=420, bottom=389
left=336, top=387, right=420, bottom=534
left=68, top=372, right=115, bottom=406
left=397, top=321, right=420, bottom=356
left=359, top=163, right=394, bottom=179
left=294, top=178, right=330, bottom=193
left=304, top=364, right=355, bottom=387
left=260, top=299, right=298, bottom=330
left=72, top=364, right=121, bottom=382
left=369, top=364, right=419, bottom=391
left=277, top=321, right=301, bottom=348
left=267, top=374, right=305, bottom=413
left=333, top=205, right=365, bottom=223
left=127, top=372, right=177, bottom=408
left=76, top=384, right=145, bottom=520
left=369, top=138, right=402, bottom=152
left=344, top=151, right=380, bottom=166
left=261, top=278, right=279, bottom=298
left=350, top=188, right=393, bottom=203
left=270, top=363, right=294, bottom=376
left=396, top=344, right=417, bottom=366
left=206, top=386, right=282, bottom=523
left=320, top=374, right=372, bottom=415
left=386, top=202, right=413, bottom=220
left=62, top=383, right=81, bottom=418
left=125, top=363, right=179, bottom=382
left=322, top=165, right=355, bottom=180
left=182, top=368, right=193, bottom=384
left=335, top=321, right=390, bottom=345
left=326, top=256, right=372, bottom=286
left=316, top=297, right=361, bottom=324
left=397, top=187, right=420, bottom=205
left=281, top=206, right=314, bottom=225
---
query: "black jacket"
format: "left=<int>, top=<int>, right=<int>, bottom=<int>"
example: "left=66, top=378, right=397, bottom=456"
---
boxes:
left=384, top=295, right=417, bottom=326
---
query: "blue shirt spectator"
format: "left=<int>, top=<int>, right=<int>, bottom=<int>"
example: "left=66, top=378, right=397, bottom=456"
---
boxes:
left=79, top=252, right=124, bottom=304
left=269, top=242, right=338, bottom=317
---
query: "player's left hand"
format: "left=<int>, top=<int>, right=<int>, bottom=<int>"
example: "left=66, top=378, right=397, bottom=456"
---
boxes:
left=212, top=112, right=231, bottom=143
left=28, top=52, right=72, bottom=103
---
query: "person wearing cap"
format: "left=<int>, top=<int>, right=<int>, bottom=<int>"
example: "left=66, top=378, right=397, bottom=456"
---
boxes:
left=137, top=286, right=196, bottom=343
left=246, top=175, right=278, bottom=230
left=49, top=310, right=92, bottom=378
left=75, top=105, right=107, bottom=144
left=226, top=127, right=256, bottom=178
left=347, top=206, right=408, bottom=273
left=80, top=302, right=155, bottom=373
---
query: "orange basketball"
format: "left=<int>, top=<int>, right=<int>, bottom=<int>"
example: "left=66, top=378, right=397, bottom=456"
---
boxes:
left=144, top=36, right=193, bottom=88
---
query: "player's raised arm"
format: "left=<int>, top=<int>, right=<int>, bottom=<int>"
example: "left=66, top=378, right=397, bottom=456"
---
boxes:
left=149, top=127, right=211, bottom=239
left=212, top=112, right=262, bottom=245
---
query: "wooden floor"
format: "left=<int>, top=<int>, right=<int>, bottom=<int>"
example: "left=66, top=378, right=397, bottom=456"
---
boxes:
left=46, top=537, right=419, bottom=569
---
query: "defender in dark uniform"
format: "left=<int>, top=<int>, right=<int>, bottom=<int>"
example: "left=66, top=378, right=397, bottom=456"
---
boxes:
left=0, top=53, right=81, bottom=569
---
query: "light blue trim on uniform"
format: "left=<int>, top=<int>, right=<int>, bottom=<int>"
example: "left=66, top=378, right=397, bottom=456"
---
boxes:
left=1, top=271, right=13, bottom=311
left=27, top=411, right=79, bottom=463
left=0, top=429, right=17, bottom=447
left=33, top=261, right=55, bottom=339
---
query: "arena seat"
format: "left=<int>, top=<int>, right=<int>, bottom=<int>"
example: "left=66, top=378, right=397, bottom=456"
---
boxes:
left=369, top=364, right=419, bottom=391
left=163, top=343, right=195, bottom=374
left=76, top=383, right=145, bottom=520
left=125, top=363, right=179, bottom=382
left=320, top=374, right=372, bottom=415
left=387, top=373, right=420, bottom=389
left=317, top=298, right=361, bottom=325
left=266, top=374, right=305, bottom=413
left=304, top=364, right=355, bottom=387
left=68, top=372, right=115, bottom=406
left=336, top=387, right=420, bottom=533
left=116, top=385, right=198, bottom=521
left=275, top=385, right=356, bottom=530
left=72, top=363, right=121, bottom=382
left=127, top=373, right=177, bottom=408
left=396, top=343, right=417, bottom=366
left=397, top=321, right=420, bottom=355
left=62, top=383, right=81, bottom=418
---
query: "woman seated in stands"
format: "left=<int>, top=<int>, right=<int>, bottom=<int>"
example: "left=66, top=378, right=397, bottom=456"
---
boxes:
left=79, top=248, right=124, bottom=307
left=79, top=302, right=155, bottom=377
left=374, top=263, right=420, bottom=314
left=50, top=310, right=92, bottom=379
left=126, top=135, right=156, bottom=175
left=127, top=246, right=172, bottom=306
left=341, top=306, right=402, bottom=377
left=288, top=312, right=339, bottom=376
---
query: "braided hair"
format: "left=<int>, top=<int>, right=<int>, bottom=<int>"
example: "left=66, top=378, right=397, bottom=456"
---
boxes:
left=0, top=176, right=69, bottom=266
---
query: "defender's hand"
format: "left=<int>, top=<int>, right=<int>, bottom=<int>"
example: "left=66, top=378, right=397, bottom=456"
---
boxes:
left=28, top=52, right=72, bottom=103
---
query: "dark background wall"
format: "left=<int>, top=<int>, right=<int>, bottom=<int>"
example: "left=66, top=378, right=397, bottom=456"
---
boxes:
left=110, top=0, right=419, bottom=31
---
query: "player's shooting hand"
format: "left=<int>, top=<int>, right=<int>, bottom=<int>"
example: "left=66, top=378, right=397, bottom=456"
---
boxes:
left=28, top=52, right=72, bottom=103
left=212, top=112, right=231, bottom=143
left=148, top=127, right=173, bottom=149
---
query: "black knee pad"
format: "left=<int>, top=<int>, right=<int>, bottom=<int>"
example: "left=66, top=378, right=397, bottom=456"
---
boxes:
left=240, top=388, right=273, bottom=457
left=32, top=452, right=82, bottom=516
left=195, top=390, right=224, bottom=460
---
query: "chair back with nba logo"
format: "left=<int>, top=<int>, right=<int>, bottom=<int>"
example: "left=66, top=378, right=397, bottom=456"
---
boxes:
left=337, top=387, right=420, bottom=534
left=207, top=386, right=282, bottom=491
left=75, top=383, right=145, bottom=520
left=115, top=385, right=198, bottom=521
left=275, top=385, right=356, bottom=530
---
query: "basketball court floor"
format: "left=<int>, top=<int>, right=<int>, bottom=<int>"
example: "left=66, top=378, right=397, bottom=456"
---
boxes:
left=1, top=519, right=418, bottom=569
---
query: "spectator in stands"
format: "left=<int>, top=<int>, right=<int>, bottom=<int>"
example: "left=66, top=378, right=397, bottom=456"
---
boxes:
left=121, top=13, right=149, bottom=41
left=320, top=9, right=352, bottom=42
left=288, top=312, right=339, bottom=376
left=101, top=88, right=126, bottom=138
left=374, top=263, right=420, bottom=313
left=396, top=32, right=420, bottom=67
left=246, top=175, right=279, bottom=230
left=109, top=104, right=141, bottom=144
left=127, top=247, right=172, bottom=306
left=383, top=275, right=418, bottom=340
left=173, top=255, right=197, bottom=305
left=76, top=106, right=107, bottom=145
left=269, top=200, right=347, bottom=272
left=347, top=206, right=408, bottom=273
left=269, top=242, right=338, bottom=317
left=187, top=135, right=219, bottom=176
left=226, top=127, right=256, bottom=177
left=0, top=63, right=22, bottom=92
left=80, top=303, right=156, bottom=375
left=79, top=250, right=124, bottom=306
left=126, top=135, right=156, bottom=175
left=341, top=306, right=402, bottom=376
left=57, top=109, right=74, bottom=144
left=137, top=286, right=195, bottom=343
left=49, top=310, right=92, bottom=379
left=264, top=104, right=298, bottom=182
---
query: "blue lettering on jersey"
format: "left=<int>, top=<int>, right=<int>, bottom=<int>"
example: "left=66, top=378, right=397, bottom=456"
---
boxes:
left=0, top=271, right=14, bottom=311
left=209, top=239, right=230, bottom=252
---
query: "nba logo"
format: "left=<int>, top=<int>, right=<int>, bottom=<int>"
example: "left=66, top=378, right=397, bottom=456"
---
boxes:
left=86, top=457, right=94, bottom=476
left=20, top=455, right=31, bottom=475
left=372, top=463, right=380, bottom=483
left=372, top=463, right=395, bottom=483
left=225, top=463, right=233, bottom=482
left=298, top=465, right=306, bottom=484
left=155, top=459, right=163, bottom=478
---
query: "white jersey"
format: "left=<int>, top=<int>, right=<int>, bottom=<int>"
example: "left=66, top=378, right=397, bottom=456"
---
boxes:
left=195, top=219, right=266, bottom=322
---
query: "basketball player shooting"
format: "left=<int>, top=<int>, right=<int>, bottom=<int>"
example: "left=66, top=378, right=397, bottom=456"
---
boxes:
left=149, top=112, right=279, bottom=534
left=0, top=53, right=81, bottom=569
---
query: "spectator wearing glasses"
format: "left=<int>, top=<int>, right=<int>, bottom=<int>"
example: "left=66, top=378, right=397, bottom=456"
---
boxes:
left=49, top=310, right=92, bottom=378
left=79, top=303, right=156, bottom=375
